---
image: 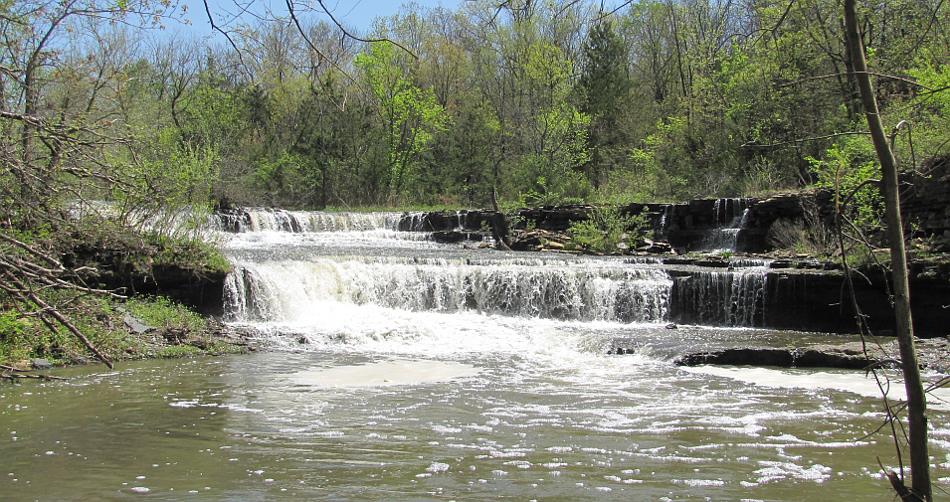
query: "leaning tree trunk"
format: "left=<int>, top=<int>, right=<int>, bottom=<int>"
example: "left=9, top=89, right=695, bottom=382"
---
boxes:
left=843, top=1, right=931, bottom=500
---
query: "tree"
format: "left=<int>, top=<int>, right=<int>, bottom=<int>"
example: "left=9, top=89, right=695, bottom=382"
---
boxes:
left=843, top=1, right=930, bottom=500
left=355, top=43, right=447, bottom=203
left=579, top=19, right=631, bottom=187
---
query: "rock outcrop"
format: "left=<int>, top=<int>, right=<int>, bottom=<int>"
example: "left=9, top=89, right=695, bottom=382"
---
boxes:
left=675, top=337, right=950, bottom=372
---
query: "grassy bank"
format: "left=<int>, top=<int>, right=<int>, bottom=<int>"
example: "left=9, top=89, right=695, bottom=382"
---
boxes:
left=1, top=216, right=245, bottom=371
left=0, top=294, right=247, bottom=369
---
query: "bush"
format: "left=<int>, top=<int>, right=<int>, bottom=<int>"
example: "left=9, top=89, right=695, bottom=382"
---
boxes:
left=809, top=137, right=883, bottom=233
left=0, top=294, right=143, bottom=366
left=569, top=205, right=651, bottom=254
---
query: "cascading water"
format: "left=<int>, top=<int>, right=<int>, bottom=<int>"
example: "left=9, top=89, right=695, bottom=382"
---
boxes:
left=699, top=198, right=752, bottom=252
left=670, top=260, right=771, bottom=327
left=211, top=208, right=403, bottom=233
left=225, top=257, right=672, bottom=324
left=219, top=209, right=777, bottom=336
left=8, top=208, right=948, bottom=501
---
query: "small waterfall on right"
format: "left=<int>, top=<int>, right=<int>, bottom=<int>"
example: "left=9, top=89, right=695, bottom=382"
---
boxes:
left=698, top=198, right=751, bottom=252
left=669, top=260, right=771, bottom=327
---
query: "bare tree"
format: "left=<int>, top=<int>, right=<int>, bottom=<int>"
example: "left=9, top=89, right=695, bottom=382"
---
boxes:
left=843, top=0, right=931, bottom=500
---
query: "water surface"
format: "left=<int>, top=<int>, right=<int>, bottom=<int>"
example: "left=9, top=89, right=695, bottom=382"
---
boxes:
left=3, top=209, right=948, bottom=500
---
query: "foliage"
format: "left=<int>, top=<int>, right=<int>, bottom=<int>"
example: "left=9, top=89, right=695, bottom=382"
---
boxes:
left=356, top=43, right=449, bottom=202
left=626, top=117, right=693, bottom=199
left=0, top=310, right=33, bottom=364
left=809, top=137, right=884, bottom=232
left=767, top=216, right=836, bottom=257
left=0, top=294, right=141, bottom=366
left=513, top=41, right=593, bottom=206
left=3, top=0, right=931, bottom=211
left=0, top=292, right=239, bottom=366
left=569, top=206, right=651, bottom=254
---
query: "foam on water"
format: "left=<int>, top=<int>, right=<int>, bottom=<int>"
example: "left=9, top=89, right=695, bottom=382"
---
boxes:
left=683, top=365, right=950, bottom=410
left=289, top=360, right=480, bottom=388
left=154, top=209, right=950, bottom=499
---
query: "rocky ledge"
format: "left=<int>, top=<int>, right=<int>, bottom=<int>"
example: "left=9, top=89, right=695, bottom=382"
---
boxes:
left=674, top=337, right=950, bottom=373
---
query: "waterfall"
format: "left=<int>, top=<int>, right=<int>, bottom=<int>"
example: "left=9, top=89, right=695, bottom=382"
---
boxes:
left=699, top=198, right=752, bottom=252
left=223, top=258, right=673, bottom=324
left=402, top=212, right=427, bottom=231
left=669, top=262, right=770, bottom=327
left=218, top=210, right=777, bottom=329
left=291, top=211, right=402, bottom=232
left=222, top=256, right=774, bottom=328
left=210, top=208, right=401, bottom=233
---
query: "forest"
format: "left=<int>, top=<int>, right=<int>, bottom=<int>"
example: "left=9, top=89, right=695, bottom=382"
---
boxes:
left=2, top=0, right=948, bottom=215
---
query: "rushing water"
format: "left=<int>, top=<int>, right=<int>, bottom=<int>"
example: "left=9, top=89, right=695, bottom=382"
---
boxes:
left=3, top=209, right=950, bottom=500
left=698, top=198, right=751, bottom=252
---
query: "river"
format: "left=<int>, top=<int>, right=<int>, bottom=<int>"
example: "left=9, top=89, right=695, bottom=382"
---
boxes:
left=2, top=210, right=948, bottom=500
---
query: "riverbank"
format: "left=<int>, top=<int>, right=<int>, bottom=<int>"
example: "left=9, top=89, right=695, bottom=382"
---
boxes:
left=1, top=218, right=249, bottom=376
left=0, top=294, right=254, bottom=378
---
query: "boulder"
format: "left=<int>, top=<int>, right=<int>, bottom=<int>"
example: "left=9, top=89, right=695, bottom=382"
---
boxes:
left=123, top=314, right=153, bottom=335
left=30, top=358, right=54, bottom=370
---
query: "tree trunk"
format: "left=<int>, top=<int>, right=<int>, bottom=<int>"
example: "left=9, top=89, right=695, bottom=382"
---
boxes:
left=842, top=1, right=930, bottom=500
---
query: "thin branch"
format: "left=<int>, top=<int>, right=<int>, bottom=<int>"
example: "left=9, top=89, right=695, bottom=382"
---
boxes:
left=777, top=71, right=929, bottom=90
left=742, top=131, right=871, bottom=149
left=202, top=0, right=251, bottom=78
left=312, top=0, right=417, bottom=59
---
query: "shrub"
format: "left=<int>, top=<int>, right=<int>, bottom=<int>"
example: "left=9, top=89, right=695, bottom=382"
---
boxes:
left=809, top=137, right=883, bottom=233
left=569, top=205, right=651, bottom=254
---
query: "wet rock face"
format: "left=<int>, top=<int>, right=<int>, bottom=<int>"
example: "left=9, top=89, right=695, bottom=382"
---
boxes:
left=674, top=347, right=870, bottom=370
left=429, top=231, right=487, bottom=244
left=903, top=155, right=950, bottom=250
left=675, top=338, right=950, bottom=373
left=397, top=210, right=497, bottom=232
left=213, top=207, right=252, bottom=232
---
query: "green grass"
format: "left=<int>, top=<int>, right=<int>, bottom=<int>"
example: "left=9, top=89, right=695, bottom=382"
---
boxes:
left=0, top=294, right=244, bottom=368
left=0, top=294, right=144, bottom=367
left=0, top=310, right=34, bottom=364
left=126, top=296, right=207, bottom=333
left=146, top=233, right=231, bottom=276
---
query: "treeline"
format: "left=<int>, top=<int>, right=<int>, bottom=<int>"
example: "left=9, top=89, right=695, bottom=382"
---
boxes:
left=5, top=0, right=950, bottom=211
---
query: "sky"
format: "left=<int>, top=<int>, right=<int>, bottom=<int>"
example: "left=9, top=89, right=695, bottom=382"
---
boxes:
left=176, top=0, right=464, bottom=36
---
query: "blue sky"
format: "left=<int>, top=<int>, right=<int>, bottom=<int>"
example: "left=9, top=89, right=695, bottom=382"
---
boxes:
left=177, top=0, right=463, bottom=35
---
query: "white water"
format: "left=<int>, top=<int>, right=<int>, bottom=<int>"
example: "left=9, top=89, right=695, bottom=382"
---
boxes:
left=208, top=210, right=950, bottom=499
left=4, top=209, right=948, bottom=500
left=699, top=198, right=752, bottom=252
left=219, top=209, right=782, bottom=329
left=211, top=207, right=404, bottom=233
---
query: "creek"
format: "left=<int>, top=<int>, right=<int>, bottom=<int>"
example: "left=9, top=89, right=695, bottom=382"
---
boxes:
left=2, top=210, right=949, bottom=500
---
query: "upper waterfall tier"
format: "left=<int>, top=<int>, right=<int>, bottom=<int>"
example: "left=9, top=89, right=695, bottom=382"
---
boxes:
left=211, top=208, right=403, bottom=233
